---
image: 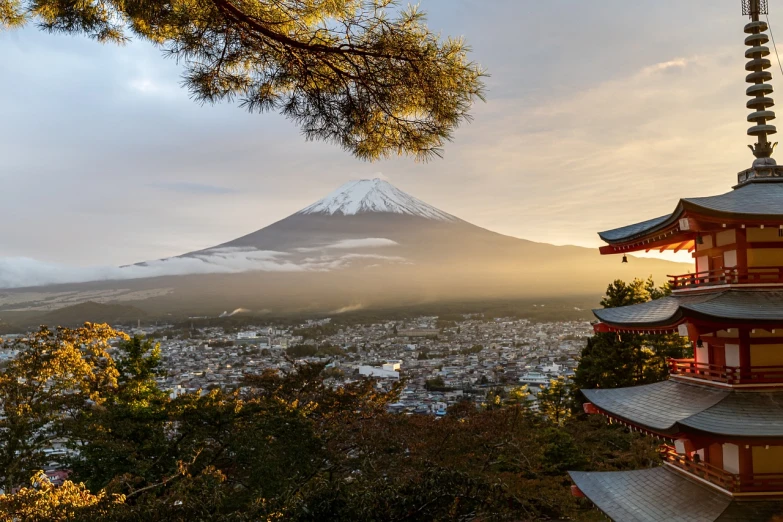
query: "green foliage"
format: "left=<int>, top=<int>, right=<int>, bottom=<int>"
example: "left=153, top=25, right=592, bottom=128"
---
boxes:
left=435, top=318, right=456, bottom=329
left=574, top=278, right=690, bottom=394
left=537, top=376, right=572, bottom=426
left=460, top=344, right=483, bottom=354
left=1, top=0, right=485, bottom=160
left=286, top=343, right=345, bottom=358
left=539, top=428, right=585, bottom=474
left=287, top=343, right=319, bottom=358
left=322, top=366, right=345, bottom=380
left=207, top=339, right=234, bottom=348
left=0, top=334, right=664, bottom=522
left=65, top=336, right=171, bottom=492
left=317, top=344, right=345, bottom=357
left=424, top=375, right=447, bottom=391
left=293, top=323, right=340, bottom=340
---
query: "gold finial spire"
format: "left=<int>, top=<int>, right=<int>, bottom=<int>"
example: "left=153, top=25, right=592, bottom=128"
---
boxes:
left=743, top=0, right=778, bottom=164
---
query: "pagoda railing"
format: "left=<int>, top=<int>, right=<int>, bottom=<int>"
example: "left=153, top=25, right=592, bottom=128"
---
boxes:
left=668, top=358, right=783, bottom=385
left=661, top=446, right=783, bottom=494
left=669, top=266, right=783, bottom=290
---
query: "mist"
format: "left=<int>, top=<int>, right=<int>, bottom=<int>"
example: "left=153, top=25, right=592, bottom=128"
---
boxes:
left=0, top=242, right=408, bottom=289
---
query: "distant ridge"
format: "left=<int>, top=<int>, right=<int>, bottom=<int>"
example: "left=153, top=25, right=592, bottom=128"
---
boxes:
left=37, top=302, right=147, bottom=327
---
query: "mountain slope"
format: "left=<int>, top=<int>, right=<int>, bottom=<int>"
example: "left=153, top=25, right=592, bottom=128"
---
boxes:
left=0, top=179, right=691, bottom=316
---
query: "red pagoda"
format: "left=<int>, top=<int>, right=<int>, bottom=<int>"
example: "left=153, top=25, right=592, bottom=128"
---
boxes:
left=569, top=2, right=783, bottom=520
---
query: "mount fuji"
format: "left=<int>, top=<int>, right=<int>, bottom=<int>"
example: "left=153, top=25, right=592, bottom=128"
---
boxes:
left=0, top=179, right=688, bottom=317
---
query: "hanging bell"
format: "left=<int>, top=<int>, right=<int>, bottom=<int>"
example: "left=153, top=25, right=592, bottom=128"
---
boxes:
left=622, top=254, right=628, bottom=264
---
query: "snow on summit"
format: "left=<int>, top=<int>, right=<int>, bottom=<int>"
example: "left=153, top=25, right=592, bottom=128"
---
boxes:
left=298, top=179, right=458, bottom=221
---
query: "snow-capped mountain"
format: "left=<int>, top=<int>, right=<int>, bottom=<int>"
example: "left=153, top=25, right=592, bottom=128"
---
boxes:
left=1, top=179, right=689, bottom=317
left=297, top=179, right=458, bottom=222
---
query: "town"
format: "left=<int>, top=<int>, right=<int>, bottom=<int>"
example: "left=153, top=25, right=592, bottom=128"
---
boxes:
left=89, top=315, right=595, bottom=413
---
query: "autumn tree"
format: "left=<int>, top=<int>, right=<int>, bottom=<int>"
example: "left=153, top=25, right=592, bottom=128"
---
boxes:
left=0, top=324, right=125, bottom=492
left=0, top=346, right=665, bottom=521
left=537, top=376, right=572, bottom=426
left=0, top=471, right=123, bottom=522
left=1, top=0, right=485, bottom=161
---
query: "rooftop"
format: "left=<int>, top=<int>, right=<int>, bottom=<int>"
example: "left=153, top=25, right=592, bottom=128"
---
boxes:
left=582, top=380, right=783, bottom=438
left=593, top=290, right=783, bottom=330
left=598, top=180, right=783, bottom=246
left=569, top=467, right=783, bottom=522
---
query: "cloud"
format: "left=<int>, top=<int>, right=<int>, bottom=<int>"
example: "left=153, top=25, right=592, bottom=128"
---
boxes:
left=0, top=249, right=409, bottom=289
left=295, top=238, right=399, bottom=252
left=0, top=251, right=298, bottom=289
left=127, top=73, right=179, bottom=98
left=150, top=182, right=238, bottom=195
left=641, top=58, right=689, bottom=76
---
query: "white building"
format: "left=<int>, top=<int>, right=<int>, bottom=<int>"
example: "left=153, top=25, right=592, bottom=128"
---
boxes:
left=359, top=362, right=400, bottom=380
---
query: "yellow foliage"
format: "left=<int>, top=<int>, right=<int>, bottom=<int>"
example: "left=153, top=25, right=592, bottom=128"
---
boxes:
left=0, top=471, right=124, bottom=521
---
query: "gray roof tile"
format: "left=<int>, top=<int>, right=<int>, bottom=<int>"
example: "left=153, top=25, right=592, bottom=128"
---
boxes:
left=598, top=215, right=672, bottom=243
left=593, top=290, right=783, bottom=328
left=583, top=381, right=783, bottom=437
left=569, top=467, right=731, bottom=522
left=598, top=182, right=783, bottom=244
left=570, top=468, right=783, bottom=522
left=581, top=381, right=728, bottom=433
left=684, top=182, right=783, bottom=217
left=682, top=391, right=783, bottom=437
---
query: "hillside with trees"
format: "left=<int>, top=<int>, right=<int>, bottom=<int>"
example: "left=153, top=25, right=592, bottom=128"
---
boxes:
left=0, top=321, right=664, bottom=521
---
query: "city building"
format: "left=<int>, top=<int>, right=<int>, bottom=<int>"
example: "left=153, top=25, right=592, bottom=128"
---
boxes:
left=569, top=3, right=783, bottom=520
left=359, top=362, right=401, bottom=380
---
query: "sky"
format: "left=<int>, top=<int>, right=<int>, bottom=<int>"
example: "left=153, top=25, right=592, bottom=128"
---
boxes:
left=0, top=0, right=770, bottom=270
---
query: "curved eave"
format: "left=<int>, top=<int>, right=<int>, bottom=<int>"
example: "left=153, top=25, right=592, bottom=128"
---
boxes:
left=598, top=183, right=783, bottom=251
left=581, top=381, right=727, bottom=434
left=592, top=291, right=783, bottom=331
left=682, top=182, right=783, bottom=221
left=680, top=391, right=783, bottom=438
left=598, top=213, right=680, bottom=243
left=569, top=468, right=783, bottom=522
left=569, top=468, right=733, bottom=522
left=592, top=296, right=686, bottom=331
left=593, top=322, right=679, bottom=334
left=680, top=199, right=783, bottom=222
left=582, top=380, right=783, bottom=438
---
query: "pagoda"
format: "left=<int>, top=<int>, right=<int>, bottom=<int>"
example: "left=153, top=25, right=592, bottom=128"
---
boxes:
left=569, top=2, right=783, bottom=520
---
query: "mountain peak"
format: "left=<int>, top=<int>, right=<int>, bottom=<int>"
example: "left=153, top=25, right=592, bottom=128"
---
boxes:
left=297, top=179, right=458, bottom=221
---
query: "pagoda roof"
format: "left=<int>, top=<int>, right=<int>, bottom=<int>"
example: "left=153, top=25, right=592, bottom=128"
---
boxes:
left=598, top=182, right=783, bottom=244
left=593, top=290, right=783, bottom=330
left=582, top=380, right=783, bottom=438
left=569, top=467, right=783, bottom=522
